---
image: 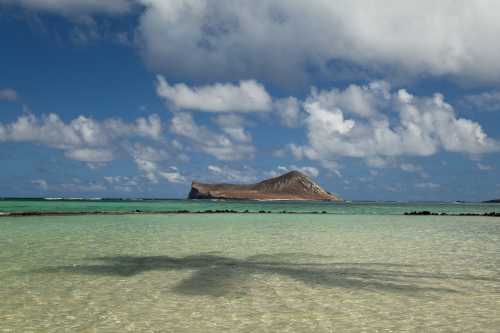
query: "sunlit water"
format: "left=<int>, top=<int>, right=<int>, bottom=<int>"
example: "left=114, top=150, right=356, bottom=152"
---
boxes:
left=1, top=207, right=500, bottom=331
left=1, top=198, right=500, bottom=215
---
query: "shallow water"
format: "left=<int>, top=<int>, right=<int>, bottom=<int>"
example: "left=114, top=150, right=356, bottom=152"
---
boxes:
left=1, top=213, right=499, bottom=332
left=1, top=198, right=500, bottom=215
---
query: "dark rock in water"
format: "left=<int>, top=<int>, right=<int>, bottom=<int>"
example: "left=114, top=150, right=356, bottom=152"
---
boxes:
left=188, top=171, right=342, bottom=201
left=404, top=211, right=437, bottom=216
left=484, top=199, right=500, bottom=203
left=404, top=210, right=500, bottom=217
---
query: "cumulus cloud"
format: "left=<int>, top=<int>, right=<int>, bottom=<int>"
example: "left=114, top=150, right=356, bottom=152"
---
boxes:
left=60, top=179, right=106, bottom=192
left=170, top=112, right=255, bottom=160
left=297, top=82, right=498, bottom=166
left=0, top=113, right=163, bottom=163
left=212, top=115, right=252, bottom=143
left=274, top=97, right=302, bottom=128
left=135, top=159, right=157, bottom=182
left=156, top=76, right=272, bottom=112
left=135, top=0, right=500, bottom=85
left=126, top=143, right=172, bottom=183
left=206, top=164, right=319, bottom=185
left=462, top=91, right=500, bottom=112
left=268, top=165, right=320, bottom=178
left=207, top=165, right=258, bottom=183
left=286, top=144, right=306, bottom=160
left=156, top=77, right=304, bottom=138
left=9, top=1, right=500, bottom=84
left=308, top=81, right=391, bottom=119
left=0, top=88, right=18, bottom=101
left=0, top=0, right=135, bottom=16
left=400, top=163, right=428, bottom=178
left=104, top=176, right=140, bottom=192
left=64, top=148, right=114, bottom=163
left=159, top=167, right=187, bottom=184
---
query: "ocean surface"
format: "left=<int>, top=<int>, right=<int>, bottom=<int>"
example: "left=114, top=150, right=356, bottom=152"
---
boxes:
left=1, top=200, right=499, bottom=332
left=1, top=198, right=500, bottom=215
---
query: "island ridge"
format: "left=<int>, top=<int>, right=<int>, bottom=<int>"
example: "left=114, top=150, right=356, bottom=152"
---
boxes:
left=188, top=170, right=342, bottom=201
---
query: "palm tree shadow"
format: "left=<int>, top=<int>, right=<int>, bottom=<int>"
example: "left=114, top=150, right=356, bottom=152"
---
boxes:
left=34, top=253, right=498, bottom=297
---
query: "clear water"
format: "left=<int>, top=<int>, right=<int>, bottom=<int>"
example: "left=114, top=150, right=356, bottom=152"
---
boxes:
left=1, top=203, right=500, bottom=332
left=1, top=198, right=500, bottom=215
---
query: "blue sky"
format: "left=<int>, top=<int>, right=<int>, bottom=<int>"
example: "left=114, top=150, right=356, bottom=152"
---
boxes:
left=1, top=0, right=500, bottom=201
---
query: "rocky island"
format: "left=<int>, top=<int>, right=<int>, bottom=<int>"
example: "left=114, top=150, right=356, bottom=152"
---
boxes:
left=188, top=170, right=342, bottom=201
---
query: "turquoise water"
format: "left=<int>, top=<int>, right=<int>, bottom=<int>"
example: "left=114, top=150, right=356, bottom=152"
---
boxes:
left=1, top=203, right=500, bottom=331
left=1, top=198, right=499, bottom=215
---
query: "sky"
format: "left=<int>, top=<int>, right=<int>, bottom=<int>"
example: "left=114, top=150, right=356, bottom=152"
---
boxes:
left=1, top=0, right=500, bottom=201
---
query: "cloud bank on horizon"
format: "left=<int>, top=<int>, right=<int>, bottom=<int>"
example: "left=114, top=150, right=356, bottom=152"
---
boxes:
left=1, top=0, right=500, bottom=200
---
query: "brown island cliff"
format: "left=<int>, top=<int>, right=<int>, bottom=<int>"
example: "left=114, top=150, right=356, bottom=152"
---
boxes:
left=188, top=170, right=342, bottom=201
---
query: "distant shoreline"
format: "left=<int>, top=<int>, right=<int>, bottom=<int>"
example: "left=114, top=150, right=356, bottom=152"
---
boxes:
left=1, top=210, right=499, bottom=217
left=1, top=197, right=500, bottom=204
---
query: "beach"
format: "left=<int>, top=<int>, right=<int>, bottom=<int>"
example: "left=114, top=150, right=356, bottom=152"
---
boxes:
left=1, top=204, right=499, bottom=332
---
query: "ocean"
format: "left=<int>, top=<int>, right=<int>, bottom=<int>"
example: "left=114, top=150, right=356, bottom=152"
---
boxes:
left=1, top=200, right=499, bottom=332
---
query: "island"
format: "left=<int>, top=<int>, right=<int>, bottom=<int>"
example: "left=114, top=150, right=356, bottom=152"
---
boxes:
left=188, top=170, right=342, bottom=201
left=484, top=199, right=500, bottom=203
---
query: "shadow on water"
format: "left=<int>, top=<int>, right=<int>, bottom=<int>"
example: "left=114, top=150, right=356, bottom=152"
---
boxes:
left=30, top=252, right=500, bottom=297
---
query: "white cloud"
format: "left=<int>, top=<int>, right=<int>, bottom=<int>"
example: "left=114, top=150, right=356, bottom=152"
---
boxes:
left=135, top=159, right=158, bottom=183
left=64, top=148, right=114, bottom=163
left=286, top=143, right=305, bottom=160
left=126, top=143, right=190, bottom=184
left=0, top=112, right=174, bottom=184
left=477, top=163, right=494, bottom=171
left=415, top=182, right=440, bottom=190
left=298, top=82, right=498, bottom=166
left=400, top=163, right=423, bottom=173
left=307, top=81, right=391, bottom=119
left=104, top=176, right=138, bottom=186
left=32, top=179, right=48, bottom=190
left=133, top=114, right=163, bottom=140
left=269, top=165, right=319, bottom=178
left=9, top=1, right=500, bottom=84
left=0, top=113, right=163, bottom=163
left=60, top=180, right=106, bottom=192
left=156, top=76, right=272, bottom=112
left=205, top=164, right=319, bottom=185
left=0, top=113, right=162, bottom=148
left=98, top=114, right=163, bottom=141
left=400, top=163, right=429, bottom=178
left=159, top=167, right=187, bottom=184
left=207, top=165, right=222, bottom=173
left=127, top=143, right=172, bottom=183
left=0, top=0, right=134, bottom=16
left=366, top=157, right=390, bottom=168
left=212, top=115, right=252, bottom=143
left=170, top=112, right=255, bottom=160
left=127, top=143, right=170, bottom=163
left=462, top=91, right=500, bottom=112
left=206, top=165, right=258, bottom=183
left=136, top=1, right=500, bottom=85
left=104, top=176, right=141, bottom=192
left=0, top=88, right=18, bottom=101
left=274, top=97, right=302, bottom=128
